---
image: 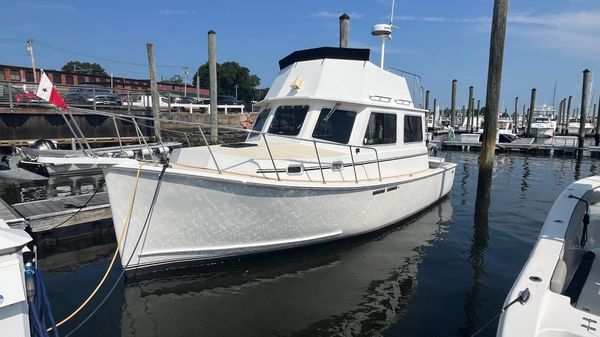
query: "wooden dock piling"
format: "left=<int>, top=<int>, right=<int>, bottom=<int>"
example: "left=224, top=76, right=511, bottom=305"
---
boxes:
left=339, top=13, right=349, bottom=48
left=476, top=100, right=480, bottom=132
left=146, top=43, right=161, bottom=138
left=513, top=97, right=519, bottom=133
left=579, top=69, right=591, bottom=156
left=433, top=98, right=437, bottom=128
left=527, top=88, right=536, bottom=137
left=208, top=30, right=218, bottom=143
left=596, top=98, right=600, bottom=146
left=451, top=80, right=457, bottom=128
left=477, top=0, right=508, bottom=215
left=467, top=86, right=474, bottom=132
left=565, top=96, right=572, bottom=135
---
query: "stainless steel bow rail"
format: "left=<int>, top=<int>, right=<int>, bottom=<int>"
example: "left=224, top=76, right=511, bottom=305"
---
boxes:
left=54, top=106, right=384, bottom=184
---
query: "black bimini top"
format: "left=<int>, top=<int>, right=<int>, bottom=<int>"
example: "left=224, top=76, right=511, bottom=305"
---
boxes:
left=278, top=47, right=370, bottom=70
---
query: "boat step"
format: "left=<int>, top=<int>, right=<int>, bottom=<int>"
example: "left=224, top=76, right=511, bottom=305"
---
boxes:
left=564, top=251, right=596, bottom=305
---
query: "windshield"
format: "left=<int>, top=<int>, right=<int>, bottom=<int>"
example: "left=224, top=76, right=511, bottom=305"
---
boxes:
left=312, top=107, right=356, bottom=144
left=268, top=105, right=309, bottom=136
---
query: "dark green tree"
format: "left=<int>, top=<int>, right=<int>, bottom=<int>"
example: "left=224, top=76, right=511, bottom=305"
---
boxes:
left=61, top=61, right=108, bottom=76
left=193, top=61, right=262, bottom=104
left=162, top=75, right=183, bottom=84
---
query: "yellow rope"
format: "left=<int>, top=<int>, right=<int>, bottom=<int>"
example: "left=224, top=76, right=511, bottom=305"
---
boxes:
left=48, top=163, right=145, bottom=332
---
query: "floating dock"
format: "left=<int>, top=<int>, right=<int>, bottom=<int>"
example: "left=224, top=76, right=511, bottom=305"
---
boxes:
left=3, top=192, right=111, bottom=233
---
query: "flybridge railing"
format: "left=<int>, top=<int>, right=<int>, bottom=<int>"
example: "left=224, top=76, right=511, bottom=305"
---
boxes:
left=0, top=80, right=244, bottom=114
left=64, top=106, right=383, bottom=184
left=386, top=67, right=425, bottom=109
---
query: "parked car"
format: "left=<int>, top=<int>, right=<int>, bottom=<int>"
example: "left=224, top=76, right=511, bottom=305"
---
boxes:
left=64, top=85, right=123, bottom=106
left=217, top=95, right=244, bottom=105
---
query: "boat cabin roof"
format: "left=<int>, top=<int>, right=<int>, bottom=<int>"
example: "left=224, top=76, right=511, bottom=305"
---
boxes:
left=264, top=47, right=416, bottom=110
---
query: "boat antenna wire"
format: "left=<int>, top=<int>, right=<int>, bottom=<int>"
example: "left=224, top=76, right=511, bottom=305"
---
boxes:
left=43, top=181, right=106, bottom=232
left=47, top=162, right=147, bottom=333
left=568, top=195, right=590, bottom=248
left=469, top=288, right=531, bottom=337
left=59, top=160, right=170, bottom=336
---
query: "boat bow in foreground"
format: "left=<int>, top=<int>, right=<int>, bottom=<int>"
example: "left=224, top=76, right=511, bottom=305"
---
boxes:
left=498, top=176, right=600, bottom=336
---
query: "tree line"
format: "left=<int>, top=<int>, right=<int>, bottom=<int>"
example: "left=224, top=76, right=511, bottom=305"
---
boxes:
left=60, top=60, right=267, bottom=105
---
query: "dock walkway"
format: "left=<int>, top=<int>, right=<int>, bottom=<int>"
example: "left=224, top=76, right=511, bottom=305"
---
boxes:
left=9, top=192, right=111, bottom=232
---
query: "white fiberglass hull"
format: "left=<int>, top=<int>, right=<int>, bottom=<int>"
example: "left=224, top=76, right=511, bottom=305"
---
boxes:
left=498, top=176, right=600, bottom=337
left=104, top=161, right=456, bottom=272
left=567, top=124, right=594, bottom=136
left=530, top=127, right=554, bottom=138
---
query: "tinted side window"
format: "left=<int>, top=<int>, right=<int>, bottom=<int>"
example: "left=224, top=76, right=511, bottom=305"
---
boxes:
left=312, top=108, right=356, bottom=144
left=364, top=112, right=397, bottom=145
left=252, top=108, right=270, bottom=132
left=268, top=105, right=309, bottom=136
left=404, top=115, right=423, bottom=143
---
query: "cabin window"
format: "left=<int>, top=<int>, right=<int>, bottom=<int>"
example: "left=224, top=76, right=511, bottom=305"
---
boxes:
left=25, top=71, right=35, bottom=82
left=268, top=105, right=309, bottom=136
left=364, top=112, right=397, bottom=145
left=312, top=107, right=357, bottom=144
left=252, top=108, right=270, bottom=132
left=404, top=115, right=423, bottom=143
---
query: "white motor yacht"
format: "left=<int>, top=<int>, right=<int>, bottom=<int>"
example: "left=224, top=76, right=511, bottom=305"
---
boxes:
left=530, top=116, right=555, bottom=138
left=93, top=47, right=456, bottom=272
left=498, top=176, right=600, bottom=336
left=567, top=118, right=594, bottom=136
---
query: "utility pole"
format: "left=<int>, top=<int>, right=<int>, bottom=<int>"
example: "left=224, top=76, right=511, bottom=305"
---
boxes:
left=146, top=43, right=161, bottom=139
left=235, top=84, right=239, bottom=100
left=26, top=39, right=37, bottom=82
left=183, top=66, right=189, bottom=97
left=208, top=30, right=218, bottom=143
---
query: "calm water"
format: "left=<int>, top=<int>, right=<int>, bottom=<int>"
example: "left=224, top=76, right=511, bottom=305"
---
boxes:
left=2, top=152, right=600, bottom=337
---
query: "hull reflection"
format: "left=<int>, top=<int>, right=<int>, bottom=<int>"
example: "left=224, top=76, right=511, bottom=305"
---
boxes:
left=120, top=198, right=453, bottom=336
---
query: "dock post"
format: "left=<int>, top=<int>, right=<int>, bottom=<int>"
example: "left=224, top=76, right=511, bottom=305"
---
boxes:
left=146, top=43, right=161, bottom=139
left=476, top=0, right=508, bottom=219
left=476, top=100, right=480, bottom=131
left=208, top=30, right=218, bottom=144
left=558, top=100, right=563, bottom=134
left=425, top=90, right=430, bottom=123
left=471, top=97, right=475, bottom=133
left=526, top=88, right=536, bottom=137
left=565, top=96, right=573, bottom=135
left=579, top=69, right=591, bottom=157
left=432, top=98, right=437, bottom=129
left=339, top=13, right=349, bottom=48
left=451, top=79, right=457, bottom=129
left=467, top=86, right=474, bottom=133
left=596, top=98, right=600, bottom=146
left=513, top=97, right=519, bottom=133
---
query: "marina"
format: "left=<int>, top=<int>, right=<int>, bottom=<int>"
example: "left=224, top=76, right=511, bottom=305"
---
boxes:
left=2, top=0, right=600, bottom=336
left=0, top=151, right=594, bottom=336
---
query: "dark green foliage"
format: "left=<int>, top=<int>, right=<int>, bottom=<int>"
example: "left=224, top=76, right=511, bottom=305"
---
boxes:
left=61, top=61, right=108, bottom=77
left=192, top=61, right=264, bottom=104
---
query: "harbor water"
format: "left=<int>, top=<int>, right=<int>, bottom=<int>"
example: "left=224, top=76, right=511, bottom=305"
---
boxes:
left=0, top=151, right=597, bottom=336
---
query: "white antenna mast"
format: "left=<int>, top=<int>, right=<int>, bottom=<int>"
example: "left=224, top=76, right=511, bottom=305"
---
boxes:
left=372, top=0, right=396, bottom=68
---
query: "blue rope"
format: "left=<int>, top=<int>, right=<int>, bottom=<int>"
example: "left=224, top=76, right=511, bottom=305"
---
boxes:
left=28, top=265, right=60, bottom=337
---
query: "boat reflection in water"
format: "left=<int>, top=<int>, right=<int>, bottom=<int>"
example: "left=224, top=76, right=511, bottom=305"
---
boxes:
left=120, top=198, right=453, bottom=336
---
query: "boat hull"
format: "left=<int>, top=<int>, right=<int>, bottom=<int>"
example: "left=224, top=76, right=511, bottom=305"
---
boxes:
left=104, top=162, right=456, bottom=272
left=530, top=127, right=554, bottom=138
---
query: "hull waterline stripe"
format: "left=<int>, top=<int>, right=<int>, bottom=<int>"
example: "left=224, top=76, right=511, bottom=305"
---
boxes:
left=137, top=230, right=344, bottom=258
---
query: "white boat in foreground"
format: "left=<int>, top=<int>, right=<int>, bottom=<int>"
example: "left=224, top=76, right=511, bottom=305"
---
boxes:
left=498, top=176, right=600, bottom=336
left=100, top=47, right=456, bottom=272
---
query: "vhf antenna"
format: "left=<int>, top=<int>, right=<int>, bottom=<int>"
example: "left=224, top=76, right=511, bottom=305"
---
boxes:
left=372, top=0, right=397, bottom=68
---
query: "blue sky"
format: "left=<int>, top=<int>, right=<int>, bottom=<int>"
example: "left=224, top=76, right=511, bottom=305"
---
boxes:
left=2, top=0, right=600, bottom=110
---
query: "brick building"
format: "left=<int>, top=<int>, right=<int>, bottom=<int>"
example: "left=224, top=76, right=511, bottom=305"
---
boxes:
left=0, top=64, right=209, bottom=96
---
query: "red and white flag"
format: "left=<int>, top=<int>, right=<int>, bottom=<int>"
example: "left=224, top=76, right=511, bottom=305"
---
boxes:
left=36, top=70, right=68, bottom=109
